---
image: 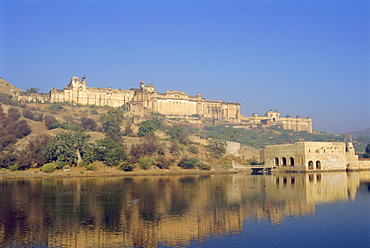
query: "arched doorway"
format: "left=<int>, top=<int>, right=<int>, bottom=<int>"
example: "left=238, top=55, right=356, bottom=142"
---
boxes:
left=289, top=157, right=295, bottom=166
left=308, top=161, right=313, bottom=170
left=316, top=161, right=321, bottom=169
left=282, top=157, right=287, bottom=166
left=275, top=157, right=279, bottom=166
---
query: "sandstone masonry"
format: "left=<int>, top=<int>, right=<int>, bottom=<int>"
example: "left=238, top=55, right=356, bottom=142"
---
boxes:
left=13, top=76, right=312, bottom=132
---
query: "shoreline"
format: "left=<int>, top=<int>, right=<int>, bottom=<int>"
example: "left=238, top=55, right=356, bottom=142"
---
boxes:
left=0, top=167, right=243, bottom=180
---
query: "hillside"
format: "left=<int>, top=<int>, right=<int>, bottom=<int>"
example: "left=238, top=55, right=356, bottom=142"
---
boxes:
left=0, top=84, right=369, bottom=173
left=347, top=128, right=370, bottom=138
left=0, top=78, right=23, bottom=95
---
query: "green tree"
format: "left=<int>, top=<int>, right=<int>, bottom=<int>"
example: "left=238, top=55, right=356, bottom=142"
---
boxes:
left=166, top=125, right=189, bottom=144
left=138, top=120, right=157, bottom=136
left=363, top=144, right=370, bottom=158
left=178, top=157, right=209, bottom=170
left=100, top=109, right=124, bottom=141
left=187, top=145, right=199, bottom=154
left=26, top=87, right=40, bottom=93
left=139, top=157, right=155, bottom=170
left=16, top=134, right=52, bottom=170
left=138, top=117, right=165, bottom=137
left=207, top=139, right=226, bottom=158
left=43, top=131, right=93, bottom=168
left=94, top=138, right=125, bottom=166
left=80, top=117, right=97, bottom=131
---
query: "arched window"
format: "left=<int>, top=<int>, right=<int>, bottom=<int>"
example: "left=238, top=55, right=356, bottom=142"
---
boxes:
left=289, top=157, right=295, bottom=166
left=275, top=157, right=279, bottom=166
left=282, top=157, right=287, bottom=166
left=308, top=161, right=314, bottom=170
left=316, top=161, right=321, bottom=169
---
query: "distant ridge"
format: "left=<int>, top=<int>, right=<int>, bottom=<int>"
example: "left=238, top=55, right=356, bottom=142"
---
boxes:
left=346, top=128, right=370, bottom=138
left=0, top=78, right=23, bottom=95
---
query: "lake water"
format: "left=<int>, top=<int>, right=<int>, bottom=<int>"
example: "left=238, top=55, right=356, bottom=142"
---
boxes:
left=0, top=171, right=369, bottom=247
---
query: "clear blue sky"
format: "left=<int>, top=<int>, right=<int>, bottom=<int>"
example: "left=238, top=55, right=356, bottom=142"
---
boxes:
left=1, top=0, right=369, bottom=134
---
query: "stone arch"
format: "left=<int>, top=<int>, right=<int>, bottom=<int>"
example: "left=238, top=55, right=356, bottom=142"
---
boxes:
left=275, top=157, right=279, bottom=166
left=289, top=157, right=295, bottom=166
left=316, top=161, right=321, bottom=169
left=308, top=161, right=314, bottom=170
left=282, top=157, right=287, bottom=166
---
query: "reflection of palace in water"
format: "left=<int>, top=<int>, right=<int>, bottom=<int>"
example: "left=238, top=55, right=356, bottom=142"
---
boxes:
left=0, top=171, right=369, bottom=247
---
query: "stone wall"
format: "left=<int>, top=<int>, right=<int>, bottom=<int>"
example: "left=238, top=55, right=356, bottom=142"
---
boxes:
left=265, top=141, right=367, bottom=172
left=14, top=76, right=240, bottom=123
left=189, top=136, right=262, bottom=161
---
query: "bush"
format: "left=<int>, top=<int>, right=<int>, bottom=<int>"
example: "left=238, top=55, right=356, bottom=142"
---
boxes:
left=169, top=142, right=182, bottom=156
left=121, top=163, right=135, bottom=172
left=155, top=156, right=171, bottom=169
left=85, top=163, right=96, bottom=170
left=41, top=163, right=56, bottom=173
left=22, top=109, right=34, bottom=119
left=139, top=157, right=154, bottom=170
left=178, top=157, right=200, bottom=169
left=80, top=117, right=97, bottom=131
left=90, top=109, right=98, bottom=115
left=207, top=139, right=226, bottom=158
left=49, top=103, right=64, bottom=111
left=178, top=157, right=209, bottom=170
left=187, top=145, right=199, bottom=154
left=197, top=163, right=211, bottom=170
left=45, top=115, right=58, bottom=129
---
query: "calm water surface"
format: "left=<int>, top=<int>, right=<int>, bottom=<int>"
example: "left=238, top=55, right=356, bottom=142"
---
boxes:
left=0, top=171, right=369, bottom=247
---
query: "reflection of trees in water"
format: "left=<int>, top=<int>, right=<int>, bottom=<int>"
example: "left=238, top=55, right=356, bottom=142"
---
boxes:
left=0, top=172, right=367, bottom=247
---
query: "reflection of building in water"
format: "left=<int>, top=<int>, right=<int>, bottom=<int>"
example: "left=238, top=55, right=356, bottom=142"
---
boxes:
left=265, top=141, right=370, bottom=172
left=0, top=172, right=368, bottom=247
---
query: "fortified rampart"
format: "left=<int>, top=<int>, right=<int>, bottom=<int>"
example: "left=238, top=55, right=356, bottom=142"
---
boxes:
left=12, top=76, right=313, bottom=131
left=241, top=110, right=312, bottom=133
left=14, top=76, right=240, bottom=123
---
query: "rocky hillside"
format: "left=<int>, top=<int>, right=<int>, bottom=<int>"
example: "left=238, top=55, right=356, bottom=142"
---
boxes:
left=0, top=78, right=23, bottom=95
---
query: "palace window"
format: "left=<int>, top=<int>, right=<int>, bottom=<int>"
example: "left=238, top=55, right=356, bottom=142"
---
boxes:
left=308, top=161, right=314, bottom=170
left=282, top=157, right=287, bottom=166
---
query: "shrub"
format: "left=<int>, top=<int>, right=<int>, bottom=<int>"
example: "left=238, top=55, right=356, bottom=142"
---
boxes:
left=207, top=139, right=226, bottom=158
left=139, top=157, right=155, bottom=170
left=22, top=109, right=34, bottom=119
left=169, top=142, right=182, bottom=156
left=45, top=115, right=58, bottom=129
left=80, top=117, right=97, bottom=131
left=7, top=107, right=21, bottom=121
left=187, top=145, right=199, bottom=154
left=49, top=103, right=64, bottom=111
left=178, top=157, right=200, bottom=169
left=121, top=163, right=135, bottom=172
left=90, top=109, right=98, bottom=115
left=178, top=157, right=209, bottom=170
left=155, top=156, right=171, bottom=169
left=166, top=124, right=189, bottom=145
left=85, top=163, right=96, bottom=170
left=16, top=134, right=52, bottom=169
left=41, top=163, right=56, bottom=173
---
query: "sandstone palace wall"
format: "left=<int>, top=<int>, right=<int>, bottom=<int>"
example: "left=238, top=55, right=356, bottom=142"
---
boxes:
left=13, top=76, right=312, bottom=131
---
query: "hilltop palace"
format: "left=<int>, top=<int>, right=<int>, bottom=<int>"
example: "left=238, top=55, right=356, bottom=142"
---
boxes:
left=13, top=76, right=312, bottom=132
